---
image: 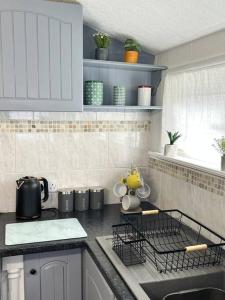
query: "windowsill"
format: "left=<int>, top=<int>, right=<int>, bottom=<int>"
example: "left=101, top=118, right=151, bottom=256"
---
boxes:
left=148, top=151, right=225, bottom=179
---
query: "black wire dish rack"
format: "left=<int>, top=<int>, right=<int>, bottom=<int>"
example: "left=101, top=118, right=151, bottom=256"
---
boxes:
left=112, top=209, right=225, bottom=273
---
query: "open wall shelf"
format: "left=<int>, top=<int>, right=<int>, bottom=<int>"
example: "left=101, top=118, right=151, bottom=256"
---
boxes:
left=83, top=59, right=167, bottom=111
left=84, top=105, right=162, bottom=112
left=83, top=59, right=167, bottom=72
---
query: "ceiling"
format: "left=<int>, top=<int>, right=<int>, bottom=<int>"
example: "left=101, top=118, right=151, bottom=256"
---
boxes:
left=79, top=0, right=225, bottom=54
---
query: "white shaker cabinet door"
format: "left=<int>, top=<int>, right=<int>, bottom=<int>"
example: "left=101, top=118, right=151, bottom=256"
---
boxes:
left=0, top=0, right=83, bottom=111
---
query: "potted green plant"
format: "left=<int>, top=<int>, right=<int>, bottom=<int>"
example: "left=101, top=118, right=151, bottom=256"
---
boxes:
left=164, top=131, right=182, bottom=157
left=93, top=32, right=111, bottom=60
left=124, top=38, right=141, bottom=63
left=213, top=137, right=225, bottom=171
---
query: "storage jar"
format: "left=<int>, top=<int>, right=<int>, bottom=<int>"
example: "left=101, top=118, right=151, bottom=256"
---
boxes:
left=84, top=81, right=103, bottom=105
left=138, top=85, right=152, bottom=106
left=74, top=187, right=89, bottom=211
left=113, top=86, right=126, bottom=106
left=58, top=188, right=74, bottom=213
left=90, top=187, right=104, bottom=210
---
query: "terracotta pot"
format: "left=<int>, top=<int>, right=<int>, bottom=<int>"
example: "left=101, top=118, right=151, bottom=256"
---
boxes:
left=124, top=51, right=139, bottom=63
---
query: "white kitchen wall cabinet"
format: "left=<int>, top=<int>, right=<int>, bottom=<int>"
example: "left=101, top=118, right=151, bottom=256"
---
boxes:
left=0, top=0, right=83, bottom=111
left=83, top=250, right=116, bottom=300
left=24, top=249, right=82, bottom=300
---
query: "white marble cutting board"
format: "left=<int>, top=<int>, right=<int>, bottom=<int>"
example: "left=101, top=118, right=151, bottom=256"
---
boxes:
left=5, top=218, right=87, bottom=245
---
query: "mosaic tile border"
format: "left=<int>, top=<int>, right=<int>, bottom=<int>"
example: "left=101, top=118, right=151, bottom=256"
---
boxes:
left=0, top=120, right=151, bottom=133
left=149, top=157, right=225, bottom=197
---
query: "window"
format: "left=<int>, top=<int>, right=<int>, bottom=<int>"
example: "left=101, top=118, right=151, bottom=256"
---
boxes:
left=162, top=64, right=225, bottom=169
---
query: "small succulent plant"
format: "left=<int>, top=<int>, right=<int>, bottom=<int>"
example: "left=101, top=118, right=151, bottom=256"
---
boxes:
left=93, top=32, right=111, bottom=48
left=213, top=137, right=225, bottom=155
left=124, top=38, right=141, bottom=52
left=167, top=131, right=182, bottom=145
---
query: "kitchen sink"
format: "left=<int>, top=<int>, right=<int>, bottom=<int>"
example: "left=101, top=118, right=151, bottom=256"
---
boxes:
left=141, top=270, right=225, bottom=300
left=163, top=288, right=225, bottom=300
left=97, top=236, right=225, bottom=300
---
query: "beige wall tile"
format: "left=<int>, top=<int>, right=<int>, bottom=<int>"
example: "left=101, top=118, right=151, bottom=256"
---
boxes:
left=96, top=112, right=124, bottom=121
left=34, top=112, right=65, bottom=121
left=8, top=112, right=34, bottom=120
left=0, top=173, right=17, bottom=212
left=0, top=134, right=15, bottom=172
left=65, top=112, right=97, bottom=121
left=78, top=132, right=109, bottom=169
left=109, top=132, right=136, bottom=168
left=87, top=168, right=128, bottom=204
left=48, top=133, right=80, bottom=171
left=124, top=112, right=137, bottom=121
left=16, top=134, right=49, bottom=172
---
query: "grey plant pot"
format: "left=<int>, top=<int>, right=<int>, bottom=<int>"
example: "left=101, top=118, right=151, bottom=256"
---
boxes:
left=95, top=48, right=109, bottom=60
left=221, top=155, right=225, bottom=171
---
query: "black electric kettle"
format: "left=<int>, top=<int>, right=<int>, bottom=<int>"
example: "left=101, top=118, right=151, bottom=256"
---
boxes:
left=16, top=176, right=49, bottom=220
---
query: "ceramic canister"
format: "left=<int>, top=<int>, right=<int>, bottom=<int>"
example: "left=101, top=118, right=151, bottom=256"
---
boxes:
left=74, top=187, right=90, bottom=211
left=58, top=188, right=74, bottom=213
left=113, top=85, right=126, bottom=106
left=90, top=187, right=104, bottom=210
left=84, top=81, right=103, bottom=105
left=138, top=85, right=152, bottom=106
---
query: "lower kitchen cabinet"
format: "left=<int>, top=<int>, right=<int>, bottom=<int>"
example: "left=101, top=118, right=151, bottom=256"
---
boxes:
left=24, top=249, right=82, bottom=300
left=83, top=250, right=116, bottom=300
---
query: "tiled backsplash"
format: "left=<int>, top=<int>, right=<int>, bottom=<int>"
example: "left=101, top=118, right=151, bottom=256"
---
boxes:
left=0, top=119, right=150, bottom=133
left=148, top=156, right=225, bottom=237
left=149, top=157, right=225, bottom=197
left=0, top=111, right=151, bottom=212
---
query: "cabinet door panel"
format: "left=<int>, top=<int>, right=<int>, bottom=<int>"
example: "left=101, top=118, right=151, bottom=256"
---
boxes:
left=14, top=11, right=27, bottom=98
left=49, top=19, right=61, bottom=100
left=26, top=12, right=39, bottom=99
left=41, top=261, right=67, bottom=300
left=1, top=11, right=15, bottom=98
left=83, top=250, right=115, bottom=300
left=0, top=0, right=83, bottom=111
left=24, top=249, right=82, bottom=300
left=37, top=15, right=50, bottom=100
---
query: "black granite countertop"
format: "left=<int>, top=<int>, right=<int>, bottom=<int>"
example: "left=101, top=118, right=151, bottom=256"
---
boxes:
left=0, top=202, right=154, bottom=300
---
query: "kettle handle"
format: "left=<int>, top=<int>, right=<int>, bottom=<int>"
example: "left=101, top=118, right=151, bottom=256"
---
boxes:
left=39, top=177, right=49, bottom=202
left=16, top=180, right=24, bottom=190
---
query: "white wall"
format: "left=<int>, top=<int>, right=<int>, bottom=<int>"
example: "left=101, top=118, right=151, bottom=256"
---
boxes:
left=148, top=30, right=225, bottom=235
left=155, top=29, right=225, bottom=68
left=151, top=29, right=225, bottom=153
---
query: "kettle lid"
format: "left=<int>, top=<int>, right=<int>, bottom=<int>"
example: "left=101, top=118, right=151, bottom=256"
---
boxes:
left=18, top=176, right=38, bottom=182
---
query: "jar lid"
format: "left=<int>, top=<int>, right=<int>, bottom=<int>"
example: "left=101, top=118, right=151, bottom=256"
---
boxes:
left=74, top=187, right=89, bottom=194
left=90, top=186, right=104, bottom=192
left=138, top=85, right=152, bottom=88
left=58, top=188, right=74, bottom=195
left=85, top=80, right=103, bottom=84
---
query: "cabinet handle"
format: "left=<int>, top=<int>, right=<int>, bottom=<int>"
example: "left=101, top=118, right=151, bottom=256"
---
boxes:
left=30, top=269, right=37, bottom=275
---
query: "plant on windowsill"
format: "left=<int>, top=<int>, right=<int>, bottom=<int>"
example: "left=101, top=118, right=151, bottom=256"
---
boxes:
left=213, top=137, right=225, bottom=171
left=93, top=32, right=111, bottom=61
left=164, top=131, right=182, bottom=157
left=124, top=38, right=141, bottom=64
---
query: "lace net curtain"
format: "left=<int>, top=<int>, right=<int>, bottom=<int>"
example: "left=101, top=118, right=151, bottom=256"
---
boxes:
left=162, top=64, right=225, bottom=168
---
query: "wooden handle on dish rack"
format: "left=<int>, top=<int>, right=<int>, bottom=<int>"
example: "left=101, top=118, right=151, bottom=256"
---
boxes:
left=185, top=244, right=208, bottom=252
left=142, top=210, right=159, bottom=216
